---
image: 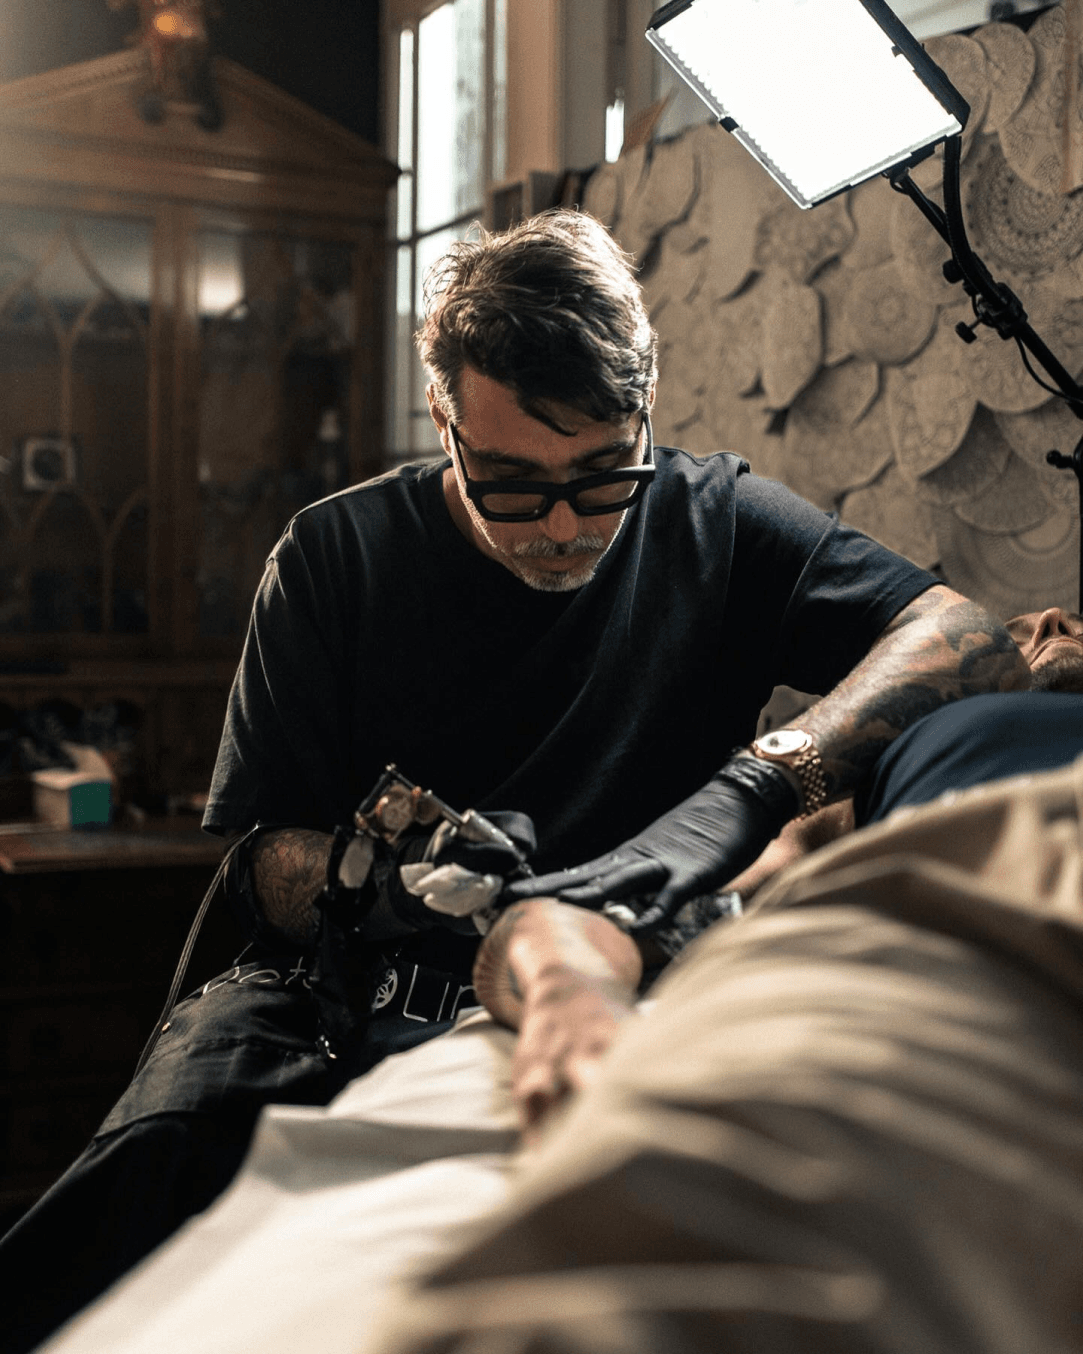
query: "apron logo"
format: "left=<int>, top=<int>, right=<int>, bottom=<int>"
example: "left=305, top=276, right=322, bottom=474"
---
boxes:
left=371, top=967, right=399, bottom=1010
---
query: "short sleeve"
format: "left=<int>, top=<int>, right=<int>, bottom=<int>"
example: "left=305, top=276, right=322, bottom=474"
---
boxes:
left=731, top=471, right=938, bottom=697
left=203, top=522, right=355, bottom=834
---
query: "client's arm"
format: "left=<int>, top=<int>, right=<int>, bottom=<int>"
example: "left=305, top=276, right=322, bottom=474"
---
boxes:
left=473, top=899, right=643, bottom=1143
left=723, top=799, right=855, bottom=901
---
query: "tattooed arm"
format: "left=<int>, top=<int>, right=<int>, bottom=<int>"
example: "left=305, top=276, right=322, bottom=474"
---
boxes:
left=710, top=591, right=1022, bottom=898
left=794, top=585, right=1030, bottom=799
left=507, top=585, right=1031, bottom=917
left=248, top=827, right=333, bottom=947
left=473, top=899, right=642, bottom=1141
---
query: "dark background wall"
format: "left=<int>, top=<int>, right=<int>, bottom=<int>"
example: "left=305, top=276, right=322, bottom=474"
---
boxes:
left=0, top=0, right=382, bottom=143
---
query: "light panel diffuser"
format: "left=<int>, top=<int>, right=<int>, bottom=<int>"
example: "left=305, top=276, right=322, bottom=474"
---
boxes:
left=647, top=0, right=967, bottom=208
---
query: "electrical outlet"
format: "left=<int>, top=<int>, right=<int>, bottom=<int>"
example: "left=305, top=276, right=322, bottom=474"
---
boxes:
left=21, top=437, right=77, bottom=492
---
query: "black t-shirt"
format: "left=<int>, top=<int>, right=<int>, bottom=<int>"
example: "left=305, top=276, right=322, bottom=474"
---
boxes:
left=204, top=446, right=934, bottom=872
left=856, top=691, right=1083, bottom=826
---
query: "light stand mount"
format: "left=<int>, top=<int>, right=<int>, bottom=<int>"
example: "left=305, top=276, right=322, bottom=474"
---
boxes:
left=888, top=134, right=1083, bottom=608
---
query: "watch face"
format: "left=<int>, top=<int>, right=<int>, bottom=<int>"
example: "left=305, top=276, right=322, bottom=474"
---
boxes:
left=756, top=729, right=813, bottom=756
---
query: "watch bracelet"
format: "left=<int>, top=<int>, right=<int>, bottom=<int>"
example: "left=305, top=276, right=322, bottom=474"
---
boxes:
left=790, top=743, right=828, bottom=818
left=740, top=735, right=828, bottom=819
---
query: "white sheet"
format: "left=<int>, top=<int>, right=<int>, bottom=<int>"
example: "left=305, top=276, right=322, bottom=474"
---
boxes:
left=42, top=1009, right=522, bottom=1354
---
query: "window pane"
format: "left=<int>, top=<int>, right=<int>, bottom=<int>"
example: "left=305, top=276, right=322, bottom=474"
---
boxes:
left=404, top=225, right=465, bottom=461
left=396, top=26, right=415, bottom=241
left=491, top=0, right=508, bottom=183
left=389, top=243, right=414, bottom=457
left=417, top=0, right=485, bottom=231
left=397, top=27, right=415, bottom=173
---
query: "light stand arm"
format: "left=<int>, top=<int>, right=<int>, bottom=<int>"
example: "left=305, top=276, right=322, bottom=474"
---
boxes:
left=887, top=135, right=1083, bottom=610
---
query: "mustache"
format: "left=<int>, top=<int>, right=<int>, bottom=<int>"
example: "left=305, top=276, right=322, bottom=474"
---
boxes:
left=513, top=535, right=606, bottom=560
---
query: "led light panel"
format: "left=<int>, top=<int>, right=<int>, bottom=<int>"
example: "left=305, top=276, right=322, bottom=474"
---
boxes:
left=647, top=0, right=967, bottom=208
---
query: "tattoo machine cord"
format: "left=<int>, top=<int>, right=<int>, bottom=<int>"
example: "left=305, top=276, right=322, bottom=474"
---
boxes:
left=132, top=823, right=264, bottom=1077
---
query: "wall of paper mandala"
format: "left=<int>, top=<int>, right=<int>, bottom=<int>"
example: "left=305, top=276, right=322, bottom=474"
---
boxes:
left=584, top=5, right=1083, bottom=619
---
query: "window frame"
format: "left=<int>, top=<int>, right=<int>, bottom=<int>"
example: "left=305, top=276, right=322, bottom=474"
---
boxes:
left=384, top=0, right=507, bottom=466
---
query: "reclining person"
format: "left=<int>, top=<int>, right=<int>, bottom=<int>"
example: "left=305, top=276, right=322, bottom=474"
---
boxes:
left=36, top=604, right=1083, bottom=1354
left=727, top=604, right=1083, bottom=901
left=355, top=605, right=1083, bottom=1354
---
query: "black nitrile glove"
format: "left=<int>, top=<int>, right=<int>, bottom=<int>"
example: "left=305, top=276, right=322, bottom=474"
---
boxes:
left=502, top=756, right=800, bottom=932
left=311, top=809, right=536, bottom=1069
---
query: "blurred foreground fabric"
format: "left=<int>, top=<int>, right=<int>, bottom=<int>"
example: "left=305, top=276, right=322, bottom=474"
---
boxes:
left=40, top=757, right=1083, bottom=1354
left=364, top=759, right=1083, bottom=1354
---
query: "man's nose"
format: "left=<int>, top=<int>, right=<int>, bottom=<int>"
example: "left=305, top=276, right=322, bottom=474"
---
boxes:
left=541, top=496, right=581, bottom=543
left=1034, top=607, right=1079, bottom=641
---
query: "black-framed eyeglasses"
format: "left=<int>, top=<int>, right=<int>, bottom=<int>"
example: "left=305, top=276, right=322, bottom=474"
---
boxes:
left=448, top=412, right=655, bottom=523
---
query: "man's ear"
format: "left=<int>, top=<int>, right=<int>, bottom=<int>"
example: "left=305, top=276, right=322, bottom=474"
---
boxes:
left=427, top=384, right=450, bottom=440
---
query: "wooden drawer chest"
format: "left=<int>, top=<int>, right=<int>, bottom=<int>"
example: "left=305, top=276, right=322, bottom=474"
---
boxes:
left=0, top=821, right=241, bottom=1234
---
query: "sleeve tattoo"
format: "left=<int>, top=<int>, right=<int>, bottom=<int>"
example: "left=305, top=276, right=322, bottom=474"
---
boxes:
left=250, top=827, right=333, bottom=947
left=796, top=586, right=1030, bottom=800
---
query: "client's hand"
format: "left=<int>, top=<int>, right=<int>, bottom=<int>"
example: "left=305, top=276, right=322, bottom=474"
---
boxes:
left=513, top=968, right=636, bottom=1147
left=472, top=898, right=642, bottom=1144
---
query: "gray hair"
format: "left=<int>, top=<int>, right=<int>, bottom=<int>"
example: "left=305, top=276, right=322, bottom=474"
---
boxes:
left=416, top=209, right=657, bottom=429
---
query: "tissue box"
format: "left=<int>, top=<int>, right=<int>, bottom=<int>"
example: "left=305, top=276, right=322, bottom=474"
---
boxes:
left=31, top=743, right=115, bottom=828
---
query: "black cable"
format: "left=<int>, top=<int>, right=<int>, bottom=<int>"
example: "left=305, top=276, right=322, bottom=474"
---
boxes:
left=1015, top=337, right=1077, bottom=403
left=132, top=826, right=258, bottom=1077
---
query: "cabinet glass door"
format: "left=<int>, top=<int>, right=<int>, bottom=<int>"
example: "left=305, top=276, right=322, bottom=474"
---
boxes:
left=195, top=228, right=354, bottom=638
left=0, top=206, right=152, bottom=638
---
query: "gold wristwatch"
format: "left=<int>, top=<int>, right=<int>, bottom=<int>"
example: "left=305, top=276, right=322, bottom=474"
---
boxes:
left=746, top=729, right=828, bottom=818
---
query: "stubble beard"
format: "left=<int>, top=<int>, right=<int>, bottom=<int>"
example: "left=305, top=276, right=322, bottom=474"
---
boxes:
left=509, top=533, right=611, bottom=592
left=1029, top=652, right=1083, bottom=693
left=467, top=498, right=616, bottom=592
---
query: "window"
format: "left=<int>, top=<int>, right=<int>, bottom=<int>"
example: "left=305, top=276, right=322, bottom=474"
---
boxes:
left=386, top=0, right=507, bottom=464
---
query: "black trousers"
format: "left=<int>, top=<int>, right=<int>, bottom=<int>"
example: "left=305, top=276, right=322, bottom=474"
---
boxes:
left=1, top=953, right=462, bottom=1353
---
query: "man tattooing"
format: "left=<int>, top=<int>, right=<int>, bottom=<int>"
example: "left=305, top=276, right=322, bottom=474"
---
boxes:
left=1, top=209, right=1028, bottom=1353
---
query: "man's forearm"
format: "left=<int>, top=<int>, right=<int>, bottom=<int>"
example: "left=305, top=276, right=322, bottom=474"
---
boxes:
left=796, top=586, right=1030, bottom=801
left=250, top=827, right=333, bottom=947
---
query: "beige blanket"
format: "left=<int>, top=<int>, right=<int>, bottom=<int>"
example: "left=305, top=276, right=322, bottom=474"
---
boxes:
left=366, top=760, right=1083, bottom=1354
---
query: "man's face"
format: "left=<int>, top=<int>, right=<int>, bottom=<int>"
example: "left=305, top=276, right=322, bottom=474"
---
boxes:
left=434, top=367, right=648, bottom=593
left=1006, top=608, right=1083, bottom=692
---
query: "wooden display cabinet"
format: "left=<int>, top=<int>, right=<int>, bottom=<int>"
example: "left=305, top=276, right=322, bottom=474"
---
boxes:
left=0, top=52, right=395, bottom=1227
left=0, top=49, right=396, bottom=798
left=0, top=820, right=240, bottom=1232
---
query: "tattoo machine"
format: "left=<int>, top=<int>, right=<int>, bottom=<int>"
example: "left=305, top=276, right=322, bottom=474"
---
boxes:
left=331, top=765, right=533, bottom=932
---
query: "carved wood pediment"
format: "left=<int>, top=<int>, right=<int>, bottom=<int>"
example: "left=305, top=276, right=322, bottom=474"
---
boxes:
left=0, top=51, right=396, bottom=218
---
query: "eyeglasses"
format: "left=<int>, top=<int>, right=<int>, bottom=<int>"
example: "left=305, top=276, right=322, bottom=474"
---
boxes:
left=448, top=412, right=655, bottom=523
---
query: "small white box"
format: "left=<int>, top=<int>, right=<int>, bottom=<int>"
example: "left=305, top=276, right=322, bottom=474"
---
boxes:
left=31, top=743, right=115, bottom=828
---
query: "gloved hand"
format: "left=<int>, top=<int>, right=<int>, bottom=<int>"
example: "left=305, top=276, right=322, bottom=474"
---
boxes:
left=311, top=807, right=535, bottom=1075
left=397, top=810, right=536, bottom=933
left=502, top=756, right=800, bottom=932
left=325, top=809, right=534, bottom=939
